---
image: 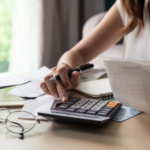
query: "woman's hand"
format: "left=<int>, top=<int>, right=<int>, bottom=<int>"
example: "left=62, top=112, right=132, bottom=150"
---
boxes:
left=40, top=63, right=80, bottom=103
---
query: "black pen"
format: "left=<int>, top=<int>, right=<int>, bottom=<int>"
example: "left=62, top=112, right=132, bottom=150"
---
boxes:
left=49, top=63, right=94, bottom=82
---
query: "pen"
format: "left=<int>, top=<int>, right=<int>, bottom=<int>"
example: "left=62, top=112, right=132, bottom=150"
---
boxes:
left=49, top=63, right=94, bottom=82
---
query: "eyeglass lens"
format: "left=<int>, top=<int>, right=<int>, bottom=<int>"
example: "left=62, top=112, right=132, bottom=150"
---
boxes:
left=6, top=111, right=36, bottom=134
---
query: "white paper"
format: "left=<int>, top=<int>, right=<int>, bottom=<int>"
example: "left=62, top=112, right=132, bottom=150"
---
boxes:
left=80, top=65, right=106, bottom=82
left=0, top=76, right=28, bottom=87
left=104, top=58, right=150, bottom=114
left=8, top=80, right=44, bottom=97
left=19, top=95, right=56, bottom=120
left=0, top=66, right=50, bottom=88
left=21, top=66, right=51, bottom=81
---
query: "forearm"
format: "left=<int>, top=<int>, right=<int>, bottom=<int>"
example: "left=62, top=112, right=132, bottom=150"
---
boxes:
left=42, top=4, right=124, bottom=103
left=58, top=4, right=124, bottom=69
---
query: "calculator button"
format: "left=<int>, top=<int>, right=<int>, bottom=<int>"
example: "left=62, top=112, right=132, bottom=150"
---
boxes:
left=66, top=107, right=77, bottom=112
left=71, top=105, right=79, bottom=109
left=99, top=109, right=110, bottom=114
left=97, top=106, right=114, bottom=116
left=97, top=112, right=108, bottom=116
left=65, top=101, right=75, bottom=105
left=102, top=101, right=109, bottom=105
left=71, top=99, right=89, bottom=109
left=76, top=109, right=86, bottom=114
left=68, top=98, right=80, bottom=103
left=103, top=106, right=114, bottom=111
left=58, top=104, right=70, bottom=109
left=80, top=106, right=88, bottom=110
left=90, top=101, right=108, bottom=111
left=107, top=102, right=118, bottom=108
left=86, top=110, right=97, bottom=115
left=80, top=100, right=98, bottom=110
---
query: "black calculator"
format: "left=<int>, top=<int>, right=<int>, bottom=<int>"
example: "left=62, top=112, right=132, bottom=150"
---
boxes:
left=38, top=97, right=122, bottom=127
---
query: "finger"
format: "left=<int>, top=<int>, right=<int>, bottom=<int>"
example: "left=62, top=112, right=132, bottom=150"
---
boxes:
left=56, top=81, right=68, bottom=103
left=57, top=63, right=72, bottom=90
left=71, top=71, right=80, bottom=89
left=44, top=74, right=59, bottom=98
left=40, top=82, right=52, bottom=95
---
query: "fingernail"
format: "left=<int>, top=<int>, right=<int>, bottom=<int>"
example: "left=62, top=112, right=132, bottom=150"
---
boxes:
left=66, top=86, right=70, bottom=90
left=55, top=93, right=59, bottom=98
left=41, top=84, right=47, bottom=92
left=62, top=96, right=67, bottom=103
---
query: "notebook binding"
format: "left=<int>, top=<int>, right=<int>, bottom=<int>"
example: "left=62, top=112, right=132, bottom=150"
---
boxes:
left=99, top=92, right=113, bottom=100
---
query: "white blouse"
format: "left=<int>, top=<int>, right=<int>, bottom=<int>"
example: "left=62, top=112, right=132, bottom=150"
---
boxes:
left=116, top=0, right=150, bottom=60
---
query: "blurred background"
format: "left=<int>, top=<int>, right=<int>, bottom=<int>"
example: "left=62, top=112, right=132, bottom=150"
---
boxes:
left=0, top=0, right=116, bottom=76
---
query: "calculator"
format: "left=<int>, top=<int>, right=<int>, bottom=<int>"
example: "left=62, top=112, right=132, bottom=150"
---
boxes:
left=38, top=97, right=122, bottom=127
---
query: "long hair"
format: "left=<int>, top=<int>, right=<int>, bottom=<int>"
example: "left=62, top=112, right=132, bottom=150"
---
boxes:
left=121, top=0, right=146, bottom=35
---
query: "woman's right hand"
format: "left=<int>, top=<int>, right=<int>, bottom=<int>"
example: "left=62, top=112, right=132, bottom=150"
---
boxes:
left=40, top=63, right=80, bottom=103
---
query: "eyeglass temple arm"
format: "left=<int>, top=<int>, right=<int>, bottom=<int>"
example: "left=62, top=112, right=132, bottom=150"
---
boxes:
left=0, top=121, right=5, bottom=124
left=10, top=121, right=24, bottom=140
left=0, top=118, right=5, bottom=124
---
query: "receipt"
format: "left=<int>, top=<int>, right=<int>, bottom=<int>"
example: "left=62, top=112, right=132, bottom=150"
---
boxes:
left=0, top=66, right=50, bottom=88
left=8, top=80, right=44, bottom=98
left=21, top=66, right=51, bottom=81
left=104, top=58, right=150, bottom=114
left=0, top=76, right=28, bottom=88
left=80, top=65, right=106, bottom=82
left=19, top=95, right=56, bottom=120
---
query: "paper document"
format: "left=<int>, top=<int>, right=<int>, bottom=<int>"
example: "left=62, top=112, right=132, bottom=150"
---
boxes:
left=104, top=58, right=150, bottom=114
left=8, top=80, right=44, bottom=98
left=0, top=66, right=50, bottom=88
left=0, top=76, right=28, bottom=88
left=22, top=66, right=51, bottom=81
left=19, top=95, right=56, bottom=120
left=80, top=65, right=106, bottom=82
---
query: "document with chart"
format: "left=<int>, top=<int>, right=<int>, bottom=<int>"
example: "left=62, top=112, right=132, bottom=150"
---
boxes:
left=104, top=58, right=150, bottom=114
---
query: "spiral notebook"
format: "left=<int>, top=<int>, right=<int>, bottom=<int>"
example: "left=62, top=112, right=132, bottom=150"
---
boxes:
left=72, top=78, right=113, bottom=99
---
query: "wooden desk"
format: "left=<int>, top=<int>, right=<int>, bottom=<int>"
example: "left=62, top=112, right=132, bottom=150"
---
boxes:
left=1, top=82, right=150, bottom=150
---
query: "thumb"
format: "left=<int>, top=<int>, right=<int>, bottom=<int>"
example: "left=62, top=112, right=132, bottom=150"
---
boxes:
left=71, top=71, right=80, bottom=89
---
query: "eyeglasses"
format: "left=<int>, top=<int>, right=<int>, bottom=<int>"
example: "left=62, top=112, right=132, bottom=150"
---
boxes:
left=0, top=108, right=40, bottom=140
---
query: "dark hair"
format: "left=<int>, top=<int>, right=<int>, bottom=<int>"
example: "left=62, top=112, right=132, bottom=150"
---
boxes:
left=121, top=0, right=145, bottom=35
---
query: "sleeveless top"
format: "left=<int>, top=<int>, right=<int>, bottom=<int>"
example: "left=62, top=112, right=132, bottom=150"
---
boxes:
left=116, top=0, right=150, bottom=60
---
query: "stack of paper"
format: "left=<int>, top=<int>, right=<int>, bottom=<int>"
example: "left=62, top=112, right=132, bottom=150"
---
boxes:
left=80, top=65, right=106, bottom=82
left=20, top=95, right=141, bottom=122
left=104, top=58, right=150, bottom=114
left=19, top=95, right=56, bottom=120
left=0, top=76, right=28, bottom=89
left=0, top=66, right=51, bottom=89
left=8, top=80, right=44, bottom=98
left=21, top=66, right=51, bottom=81
left=7, top=65, right=106, bottom=98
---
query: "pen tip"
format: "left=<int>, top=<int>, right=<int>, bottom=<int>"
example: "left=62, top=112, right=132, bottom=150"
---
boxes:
left=49, top=77, right=56, bottom=82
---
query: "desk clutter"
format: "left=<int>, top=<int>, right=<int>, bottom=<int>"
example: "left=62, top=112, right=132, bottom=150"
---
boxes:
left=0, top=65, right=106, bottom=98
left=107, top=98, right=141, bottom=122
left=104, top=58, right=150, bottom=114
left=0, top=64, right=142, bottom=126
left=21, top=94, right=141, bottom=123
left=38, top=97, right=122, bottom=127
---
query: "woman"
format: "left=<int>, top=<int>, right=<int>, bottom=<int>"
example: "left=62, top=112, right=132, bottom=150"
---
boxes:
left=40, top=0, right=150, bottom=102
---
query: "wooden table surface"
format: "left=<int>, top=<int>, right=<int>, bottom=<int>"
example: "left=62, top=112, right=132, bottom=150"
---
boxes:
left=0, top=91, right=150, bottom=150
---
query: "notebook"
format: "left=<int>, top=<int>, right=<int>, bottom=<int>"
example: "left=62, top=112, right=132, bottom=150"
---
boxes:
left=72, top=78, right=113, bottom=99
